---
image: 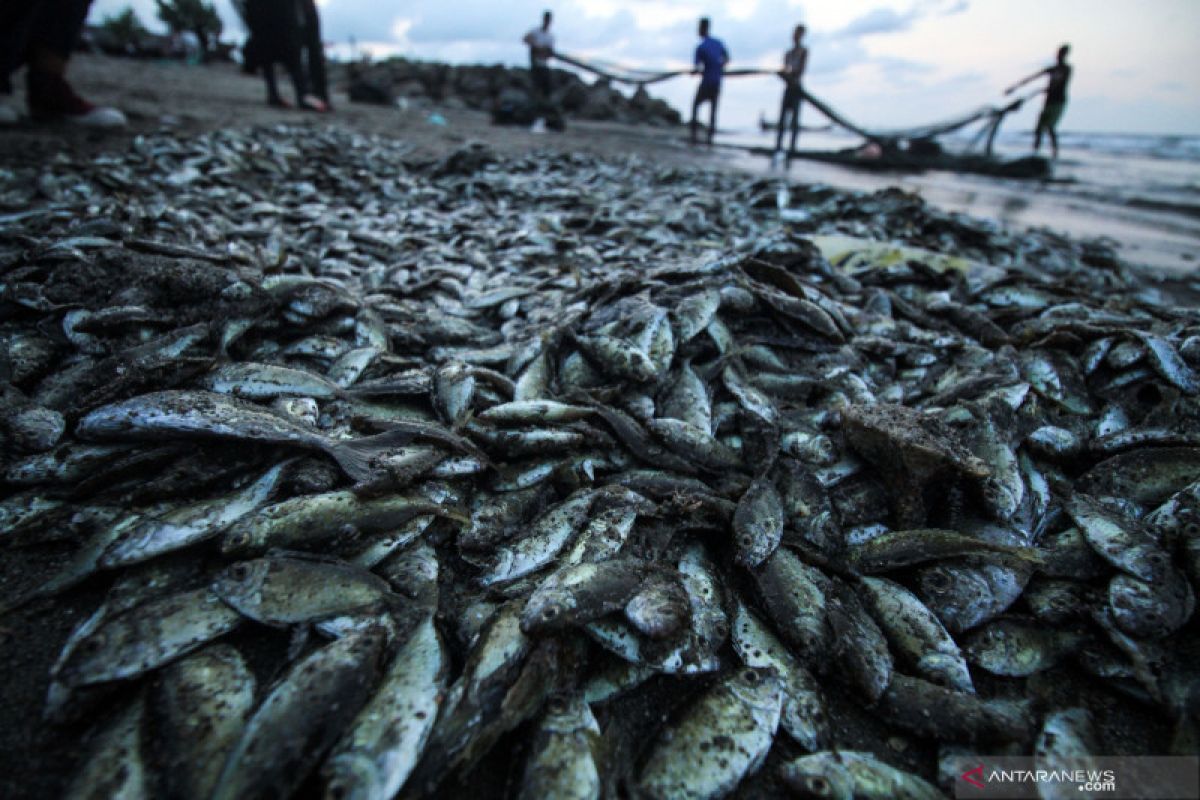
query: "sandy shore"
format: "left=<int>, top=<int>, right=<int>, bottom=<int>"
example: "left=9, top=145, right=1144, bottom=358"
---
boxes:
left=2, top=54, right=1197, bottom=274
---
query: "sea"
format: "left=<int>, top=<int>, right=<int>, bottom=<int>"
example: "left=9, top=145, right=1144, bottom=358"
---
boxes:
left=709, top=126, right=1200, bottom=273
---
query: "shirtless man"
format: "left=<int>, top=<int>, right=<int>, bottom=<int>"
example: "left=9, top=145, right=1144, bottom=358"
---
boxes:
left=775, top=25, right=808, bottom=157
left=1007, top=44, right=1072, bottom=159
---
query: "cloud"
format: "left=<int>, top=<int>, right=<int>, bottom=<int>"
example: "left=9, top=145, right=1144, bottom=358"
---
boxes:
left=833, top=0, right=968, bottom=39
left=835, top=7, right=920, bottom=38
left=404, top=0, right=548, bottom=44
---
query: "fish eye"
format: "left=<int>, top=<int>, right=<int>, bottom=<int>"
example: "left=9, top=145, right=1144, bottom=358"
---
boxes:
left=541, top=605, right=561, bottom=621
left=806, top=776, right=830, bottom=796
left=230, top=563, right=251, bottom=581
left=743, top=668, right=759, bottom=683
left=547, top=695, right=569, bottom=714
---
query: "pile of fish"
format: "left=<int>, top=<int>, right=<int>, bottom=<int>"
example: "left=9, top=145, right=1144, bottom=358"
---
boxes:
left=1, top=125, right=1199, bottom=799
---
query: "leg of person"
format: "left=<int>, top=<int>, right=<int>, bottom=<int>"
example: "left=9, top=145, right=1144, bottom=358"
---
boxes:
left=775, top=90, right=789, bottom=152
left=1043, top=102, right=1064, bottom=159
left=0, top=0, right=40, bottom=95
left=0, top=0, right=39, bottom=121
left=300, top=0, right=329, bottom=106
left=28, top=0, right=92, bottom=66
left=690, top=91, right=703, bottom=144
left=25, top=0, right=126, bottom=126
left=282, top=45, right=310, bottom=107
left=538, top=67, right=563, bottom=130
left=534, top=66, right=551, bottom=110
left=1033, top=115, right=1044, bottom=153
left=788, top=98, right=801, bottom=155
left=263, top=61, right=288, bottom=107
left=707, top=91, right=718, bottom=144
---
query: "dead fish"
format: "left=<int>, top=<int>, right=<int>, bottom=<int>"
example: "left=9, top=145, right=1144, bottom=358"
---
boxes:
left=77, top=390, right=416, bottom=482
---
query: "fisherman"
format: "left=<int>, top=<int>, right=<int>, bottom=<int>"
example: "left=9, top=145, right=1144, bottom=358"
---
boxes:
left=690, top=17, right=729, bottom=146
left=775, top=24, right=808, bottom=157
left=523, top=10, right=557, bottom=132
left=1006, top=44, right=1071, bottom=159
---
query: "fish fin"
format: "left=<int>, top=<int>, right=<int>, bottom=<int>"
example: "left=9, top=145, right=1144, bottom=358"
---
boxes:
left=287, top=625, right=311, bottom=661
left=451, top=407, right=475, bottom=435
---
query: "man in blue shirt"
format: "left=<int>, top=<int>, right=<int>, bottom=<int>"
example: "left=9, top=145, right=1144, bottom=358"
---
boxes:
left=690, top=17, right=728, bottom=145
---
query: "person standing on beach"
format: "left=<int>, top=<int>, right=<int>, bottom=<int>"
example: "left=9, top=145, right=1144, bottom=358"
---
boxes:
left=775, top=24, right=808, bottom=157
left=690, top=17, right=729, bottom=146
left=0, top=0, right=126, bottom=126
left=1006, top=44, right=1071, bottom=159
left=243, top=0, right=328, bottom=112
left=523, top=10, right=556, bottom=131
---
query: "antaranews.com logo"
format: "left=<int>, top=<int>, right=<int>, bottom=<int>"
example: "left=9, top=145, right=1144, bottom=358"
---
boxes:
left=954, top=756, right=1197, bottom=799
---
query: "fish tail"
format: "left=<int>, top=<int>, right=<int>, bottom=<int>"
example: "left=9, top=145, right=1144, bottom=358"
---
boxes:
left=324, top=429, right=416, bottom=482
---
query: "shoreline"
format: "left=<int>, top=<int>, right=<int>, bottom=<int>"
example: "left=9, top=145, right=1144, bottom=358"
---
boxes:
left=0, top=54, right=1196, bottom=275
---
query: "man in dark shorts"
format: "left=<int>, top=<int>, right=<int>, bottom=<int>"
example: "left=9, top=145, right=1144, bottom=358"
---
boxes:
left=775, top=24, right=808, bottom=157
left=1006, top=44, right=1072, bottom=159
left=690, top=17, right=729, bottom=146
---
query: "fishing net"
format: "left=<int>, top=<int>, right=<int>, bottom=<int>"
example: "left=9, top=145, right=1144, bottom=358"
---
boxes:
left=557, top=50, right=1032, bottom=157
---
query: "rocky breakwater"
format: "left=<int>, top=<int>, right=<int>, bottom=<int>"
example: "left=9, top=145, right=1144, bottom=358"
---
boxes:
left=344, top=57, right=683, bottom=126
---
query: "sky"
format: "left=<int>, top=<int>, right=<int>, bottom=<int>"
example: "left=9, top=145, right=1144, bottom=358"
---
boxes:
left=89, top=0, right=1200, bottom=136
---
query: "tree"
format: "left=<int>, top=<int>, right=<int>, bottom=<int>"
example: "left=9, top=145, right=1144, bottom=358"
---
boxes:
left=99, top=7, right=151, bottom=55
left=155, top=0, right=223, bottom=59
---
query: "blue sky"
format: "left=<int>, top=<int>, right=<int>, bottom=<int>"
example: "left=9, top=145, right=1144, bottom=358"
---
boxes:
left=90, top=0, right=1200, bottom=135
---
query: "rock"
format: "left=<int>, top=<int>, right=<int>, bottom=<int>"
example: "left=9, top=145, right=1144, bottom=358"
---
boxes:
left=340, top=58, right=681, bottom=126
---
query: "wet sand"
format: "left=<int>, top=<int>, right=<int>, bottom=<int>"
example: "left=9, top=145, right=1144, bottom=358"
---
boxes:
left=1, top=54, right=1196, bottom=275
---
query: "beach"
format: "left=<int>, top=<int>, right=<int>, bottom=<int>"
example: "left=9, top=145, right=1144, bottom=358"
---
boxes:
left=3, top=55, right=1198, bottom=275
left=2, top=53, right=1199, bottom=800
